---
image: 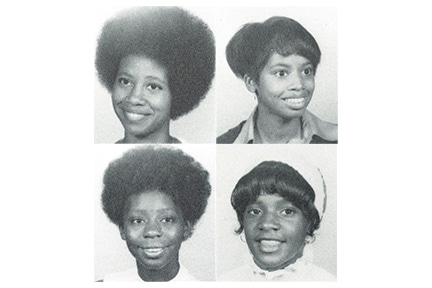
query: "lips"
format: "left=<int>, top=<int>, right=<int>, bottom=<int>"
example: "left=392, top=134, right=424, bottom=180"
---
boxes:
left=281, top=97, right=307, bottom=110
left=139, top=246, right=164, bottom=258
left=256, top=238, right=285, bottom=253
left=118, top=103, right=153, bottom=122
left=124, top=111, right=146, bottom=122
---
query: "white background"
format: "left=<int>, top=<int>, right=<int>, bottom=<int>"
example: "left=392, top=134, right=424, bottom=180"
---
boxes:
left=94, top=144, right=216, bottom=281
left=216, top=145, right=337, bottom=277
left=94, top=6, right=337, bottom=142
left=214, top=7, right=338, bottom=136
left=1, top=0, right=431, bottom=287
left=93, top=7, right=218, bottom=143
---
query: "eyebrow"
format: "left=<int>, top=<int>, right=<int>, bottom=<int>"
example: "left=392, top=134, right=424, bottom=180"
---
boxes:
left=116, top=72, right=168, bottom=85
left=269, top=62, right=313, bottom=69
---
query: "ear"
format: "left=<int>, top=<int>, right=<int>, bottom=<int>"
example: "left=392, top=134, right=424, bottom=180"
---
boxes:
left=243, top=75, right=258, bottom=94
left=119, top=225, right=126, bottom=241
left=182, top=220, right=193, bottom=241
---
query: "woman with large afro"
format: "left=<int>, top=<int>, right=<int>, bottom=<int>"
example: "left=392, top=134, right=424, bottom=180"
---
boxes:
left=99, top=145, right=212, bottom=281
left=96, top=7, right=215, bottom=143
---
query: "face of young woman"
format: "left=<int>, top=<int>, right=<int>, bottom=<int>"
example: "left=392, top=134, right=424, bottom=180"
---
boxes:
left=120, top=190, right=190, bottom=272
left=243, top=193, right=309, bottom=271
left=252, top=53, right=315, bottom=121
left=112, top=55, right=172, bottom=142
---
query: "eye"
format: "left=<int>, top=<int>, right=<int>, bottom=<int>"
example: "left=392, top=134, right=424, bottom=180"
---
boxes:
left=303, top=67, right=314, bottom=76
left=146, top=83, right=162, bottom=91
left=274, top=70, right=288, bottom=77
left=118, top=77, right=132, bottom=86
left=131, top=219, right=144, bottom=224
left=161, top=217, right=175, bottom=223
left=247, top=208, right=262, bottom=216
left=281, top=208, right=295, bottom=216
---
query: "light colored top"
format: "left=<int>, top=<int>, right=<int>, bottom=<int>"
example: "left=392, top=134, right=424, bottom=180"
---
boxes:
left=218, top=256, right=335, bottom=282
left=233, top=107, right=338, bottom=144
left=218, top=245, right=335, bottom=281
left=103, top=265, right=197, bottom=282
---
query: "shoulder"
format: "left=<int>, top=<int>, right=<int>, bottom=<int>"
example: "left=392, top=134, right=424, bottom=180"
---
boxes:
left=173, top=265, right=198, bottom=281
left=306, top=111, right=338, bottom=143
left=217, top=121, right=246, bottom=144
left=298, top=263, right=336, bottom=281
left=103, top=268, right=141, bottom=282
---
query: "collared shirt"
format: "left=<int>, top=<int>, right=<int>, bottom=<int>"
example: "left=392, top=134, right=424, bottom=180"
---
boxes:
left=103, top=264, right=197, bottom=282
left=217, top=107, right=337, bottom=144
left=218, top=247, right=336, bottom=282
left=232, top=107, right=337, bottom=144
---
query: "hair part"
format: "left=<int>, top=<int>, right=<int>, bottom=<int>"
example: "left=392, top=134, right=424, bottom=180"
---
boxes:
left=95, top=7, right=215, bottom=119
left=231, top=161, right=320, bottom=236
left=226, top=16, right=321, bottom=83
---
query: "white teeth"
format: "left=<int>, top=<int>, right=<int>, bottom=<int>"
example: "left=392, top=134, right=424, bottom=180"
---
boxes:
left=125, top=112, right=145, bottom=121
left=145, top=248, right=162, bottom=253
left=260, top=240, right=281, bottom=247
left=284, top=98, right=304, bottom=104
left=141, top=247, right=163, bottom=257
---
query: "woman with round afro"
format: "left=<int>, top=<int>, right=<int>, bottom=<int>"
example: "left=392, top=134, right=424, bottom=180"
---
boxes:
left=100, top=145, right=211, bottom=281
left=95, top=7, right=215, bottom=143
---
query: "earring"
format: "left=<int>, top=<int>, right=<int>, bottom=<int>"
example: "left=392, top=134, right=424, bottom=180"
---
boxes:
left=240, top=233, right=246, bottom=243
left=305, top=235, right=315, bottom=244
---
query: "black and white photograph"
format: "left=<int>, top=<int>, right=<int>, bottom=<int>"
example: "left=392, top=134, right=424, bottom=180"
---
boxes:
left=94, top=144, right=216, bottom=281
left=215, top=7, right=337, bottom=144
left=94, top=7, right=217, bottom=143
left=216, top=144, right=337, bottom=281
left=3, top=1, right=431, bottom=287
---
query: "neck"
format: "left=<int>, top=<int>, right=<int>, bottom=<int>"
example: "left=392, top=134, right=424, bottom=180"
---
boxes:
left=255, top=108, right=303, bottom=143
left=122, top=125, right=173, bottom=144
left=136, top=260, right=180, bottom=282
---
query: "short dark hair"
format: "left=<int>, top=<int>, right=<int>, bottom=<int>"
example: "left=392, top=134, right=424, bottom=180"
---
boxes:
left=226, top=16, right=321, bottom=82
left=102, top=146, right=211, bottom=229
left=231, top=161, right=320, bottom=236
left=95, top=7, right=215, bottom=120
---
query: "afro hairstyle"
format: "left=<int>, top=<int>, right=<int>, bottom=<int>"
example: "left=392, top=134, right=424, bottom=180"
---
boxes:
left=95, top=6, right=215, bottom=119
left=102, top=145, right=211, bottom=229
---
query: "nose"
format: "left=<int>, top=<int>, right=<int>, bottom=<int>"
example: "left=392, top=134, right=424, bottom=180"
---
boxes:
left=127, top=85, right=147, bottom=105
left=287, top=71, right=303, bottom=91
left=258, top=212, right=280, bottom=231
left=142, top=220, right=162, bottom=238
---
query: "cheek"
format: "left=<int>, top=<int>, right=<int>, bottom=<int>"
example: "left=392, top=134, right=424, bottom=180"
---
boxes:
left=305, top=78, right=315, bottom=92
left=111, top=88, right=126, bottom=103
left=243, top=219, right=257, bottom=240
left=152, top=94, right=172, bottom=112
left=123, top=227, right=141, bottom=242
left=258, top=82, right=285, bottom=101
left=165, top=226, right=185, bottom=244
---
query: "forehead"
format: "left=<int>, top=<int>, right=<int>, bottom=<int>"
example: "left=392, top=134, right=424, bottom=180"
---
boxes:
left=251, top=193, right=295, bottom=207
left=264, top=52, right=312, bottom=68
left=118, top=54, right=168, bottom=78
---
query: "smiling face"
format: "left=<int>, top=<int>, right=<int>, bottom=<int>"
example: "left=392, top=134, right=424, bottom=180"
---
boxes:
left=243, top=193, right=309, bottom=271
left=120, top=190, right=190, bottom=272
left=247, top=53, right=315, bottom=121
left=112, top=55, right=172, bottom=143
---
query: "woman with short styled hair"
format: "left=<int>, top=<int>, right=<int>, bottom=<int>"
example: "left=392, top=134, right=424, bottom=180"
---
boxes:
left=217, top=16, right=337, bottom=144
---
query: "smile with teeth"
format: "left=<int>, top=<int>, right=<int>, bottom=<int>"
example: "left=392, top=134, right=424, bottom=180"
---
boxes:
left=283, top=97, right=305, bottom=104
left=140, top=247, right=164, bottom=257
left=258, top=240, right=283, bottom=253
left=124, top=111, right=149, bottom=122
